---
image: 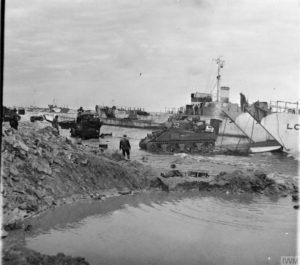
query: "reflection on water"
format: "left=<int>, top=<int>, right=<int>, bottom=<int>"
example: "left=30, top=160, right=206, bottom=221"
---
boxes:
left=26, top=192, right=297, bottom=265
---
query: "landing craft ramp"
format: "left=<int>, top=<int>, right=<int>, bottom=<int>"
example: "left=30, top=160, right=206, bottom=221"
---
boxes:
left=222, top=110, right=282, bottom=153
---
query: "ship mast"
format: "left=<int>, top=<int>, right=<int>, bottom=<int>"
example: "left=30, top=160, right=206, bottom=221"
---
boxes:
left=214, top=57, right=225, bottom=102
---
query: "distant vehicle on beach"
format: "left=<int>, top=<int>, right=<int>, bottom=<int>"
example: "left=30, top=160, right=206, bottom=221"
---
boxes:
left=2, top=106, right=21, bottom=122
left=58, top=111, right=102, bottom=140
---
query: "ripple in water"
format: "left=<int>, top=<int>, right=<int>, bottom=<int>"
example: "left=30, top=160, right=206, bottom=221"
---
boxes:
left=26, top=192, right=297, bottom=265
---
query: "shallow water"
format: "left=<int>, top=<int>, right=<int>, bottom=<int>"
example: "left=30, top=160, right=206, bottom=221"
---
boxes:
left=88, top=125, right=299, bottom=177
left=26, top=192, right=297, bottom=265
left=24, top=120, right=299, bottom=175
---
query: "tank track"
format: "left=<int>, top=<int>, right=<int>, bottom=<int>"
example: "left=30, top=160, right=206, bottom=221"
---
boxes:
left=144, top=140, right=215, bottom=154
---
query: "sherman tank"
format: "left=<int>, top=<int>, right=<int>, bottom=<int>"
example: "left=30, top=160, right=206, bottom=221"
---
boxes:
left=139, top=119, right=221, bottom=153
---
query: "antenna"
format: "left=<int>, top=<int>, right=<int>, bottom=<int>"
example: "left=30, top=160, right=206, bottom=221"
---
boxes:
left=213, top=57, right=225, bottom=102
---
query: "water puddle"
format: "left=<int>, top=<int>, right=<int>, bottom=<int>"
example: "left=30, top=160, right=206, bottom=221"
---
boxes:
left=26, top=192, right=297, bottom=265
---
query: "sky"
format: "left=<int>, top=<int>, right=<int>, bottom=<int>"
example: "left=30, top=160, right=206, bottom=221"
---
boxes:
left=3, top=0, right=299, bottom=111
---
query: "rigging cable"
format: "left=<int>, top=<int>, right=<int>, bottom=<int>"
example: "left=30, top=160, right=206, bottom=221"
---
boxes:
left=275, top=112, right=287, bottom=150
left=220, top=117, right=227, bottom=146
left=250, top=117, right=255, bottom=140
left=235, top=137, right=242, bottom=152
left=235, top=114, right=251, bottom=151
left=209, top=80, right=218, bottom=98
left=205, top=60, right=216, bottom=93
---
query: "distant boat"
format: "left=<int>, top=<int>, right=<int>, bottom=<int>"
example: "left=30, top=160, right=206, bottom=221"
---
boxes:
left=48, top=104, right=70, bottom=114
left=95, top=105, right=171, bottom=129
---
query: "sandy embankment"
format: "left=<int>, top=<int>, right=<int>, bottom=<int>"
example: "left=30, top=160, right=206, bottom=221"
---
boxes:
left=1, top=121, right=159, bottom=264
left=1, top=121, right=298, bottom=264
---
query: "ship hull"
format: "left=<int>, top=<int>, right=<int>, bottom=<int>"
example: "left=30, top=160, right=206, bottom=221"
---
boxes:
left=101, top=118, right=164, bottom=129
left=261, top=113, right=299, bottom=155
left=235, top=112, right=299, bottom=155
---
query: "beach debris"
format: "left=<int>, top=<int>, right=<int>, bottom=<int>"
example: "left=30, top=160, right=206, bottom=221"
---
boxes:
left=24, top=224, right=32, bottom=232
left=187, top=170, right=209, bottom=178
left=100, top=133, right=112, bottom=138
left=141, top=156, right=148, bottom=162
left=150, top=177, right=169, bottom=191
left=99, top=144, right=108, bottom=150
left=161, top=167, right=183, bottom=178
left=80, top=159, right=89, bottom=166
left=1, top=230, right=8, bottom=238
left=118, top=189, right=132, bottom=195
left=292, top=194, right=298, bottom=202
left=154, top=169, right=298, bottom=196
left=30, top=116, right=44, bottom=122
left=2, top=249, right=90, bottom=265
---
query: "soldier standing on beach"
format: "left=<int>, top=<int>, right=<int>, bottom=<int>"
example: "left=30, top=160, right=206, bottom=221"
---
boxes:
left=9, top=108, right=20, bottom=130
left=119, top=134, right=131, bottom=160
left=52, top=115, right=60, bottom=135
left=77, top=106, right=84, bottom=114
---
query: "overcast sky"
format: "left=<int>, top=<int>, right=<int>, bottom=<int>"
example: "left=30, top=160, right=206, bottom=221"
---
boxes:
left=3, top=0, right=299, bottom=111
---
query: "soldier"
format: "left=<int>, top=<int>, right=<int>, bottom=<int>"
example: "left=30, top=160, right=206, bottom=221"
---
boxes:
left=52, top=115, right=60, bottom=135
left=77, top=106, right=84, bottom=114
left=9, top=109, right=20, bottom=130
left=119, top=134, right=131, bottom=160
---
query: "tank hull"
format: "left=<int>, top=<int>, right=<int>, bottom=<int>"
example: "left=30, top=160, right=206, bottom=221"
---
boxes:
left=139, top=128, right=217, bottom=153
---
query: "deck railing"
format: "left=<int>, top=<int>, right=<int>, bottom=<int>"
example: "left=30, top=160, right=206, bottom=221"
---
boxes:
left=269, top=101, right=299, bottom=114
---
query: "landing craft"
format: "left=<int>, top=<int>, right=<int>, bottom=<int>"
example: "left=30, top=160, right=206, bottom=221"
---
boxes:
left=234, top=101, right=300, bottom=156
left=168, top=57, right=245, bottom=138
left=168, top=57, right=299, bottom=156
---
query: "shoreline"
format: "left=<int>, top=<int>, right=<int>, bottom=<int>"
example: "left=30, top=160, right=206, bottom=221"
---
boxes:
left=1, top=121, right=298, bottom=264
left=4, top=189, right=298, bottom=265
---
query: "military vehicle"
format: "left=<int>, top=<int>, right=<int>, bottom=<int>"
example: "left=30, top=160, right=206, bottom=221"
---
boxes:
left=139, top=119, right=221, bottom=153
left=2, top=107, right=21, bottom=122
left=18, top=108, right=25, bottom=115
left=30, top=115, right=44, bottom=122
left=70, top=112, right=102, bottom=139
left=58, top=112, right=102, bottom=139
